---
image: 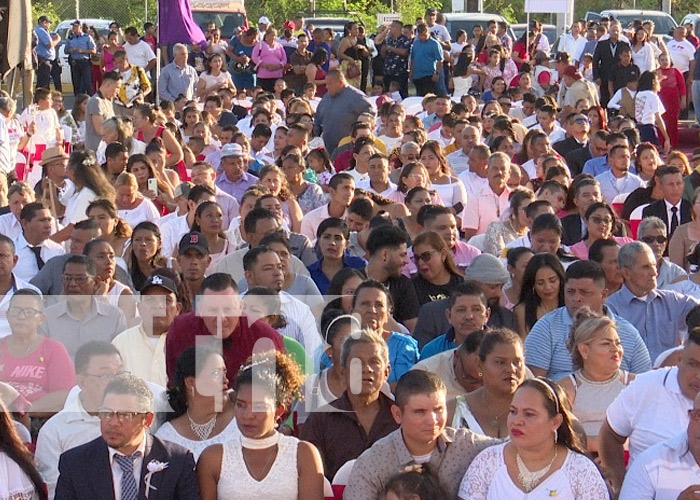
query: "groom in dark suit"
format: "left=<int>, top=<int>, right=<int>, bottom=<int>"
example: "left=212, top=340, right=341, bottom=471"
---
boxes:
left=55, top=374, right=200, bottom=500
left=592, top=22, right=630, bottom=107
left=642, top=165, right=691, bottom=243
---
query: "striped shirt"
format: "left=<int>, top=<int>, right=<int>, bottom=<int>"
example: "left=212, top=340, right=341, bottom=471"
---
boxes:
left=524, top=305, right=651, bottom=381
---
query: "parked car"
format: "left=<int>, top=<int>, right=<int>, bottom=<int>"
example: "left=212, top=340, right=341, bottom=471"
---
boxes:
left=55, top=18, right=113, bottom=88
left=585, top=9, right=677, bottom=38
left=191, top=0, right=247, bottom=40
left=680, top=13, right=700, bottom=38
left=443, top=13, right=516, bottom=43
left=511, top=23, right=559, bottom=46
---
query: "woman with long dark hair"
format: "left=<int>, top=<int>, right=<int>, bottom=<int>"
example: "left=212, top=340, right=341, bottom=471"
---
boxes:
left=411, top=231, right=463, bottom=306
left=305, top=48, right=328, bottom=97
left=157, top=346, right=238, bottom=460
left=62, top=149, right=115, bottom=225
left=514, top=253, right=565, bottom=338
left=0, top=398, right=48, bottom=500
left=459, top=378, right=609, bottom=498
left=124, top=221, right=171, bottom=291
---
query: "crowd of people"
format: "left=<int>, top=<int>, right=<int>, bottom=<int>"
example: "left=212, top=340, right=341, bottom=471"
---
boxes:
left=2, top=7, right=700, bottom=500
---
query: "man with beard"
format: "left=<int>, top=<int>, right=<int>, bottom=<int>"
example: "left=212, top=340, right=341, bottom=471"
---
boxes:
left=365, top=225, right=420, bottom=332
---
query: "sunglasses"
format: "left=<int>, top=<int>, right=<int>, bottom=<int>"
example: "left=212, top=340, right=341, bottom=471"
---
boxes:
left=574, top=118, right=590, bottom=124
left=641, top=235, right=667, bottom=244
left=589, top=216, right=613, bottom=226
left=413, top=250, right=438, bottom=264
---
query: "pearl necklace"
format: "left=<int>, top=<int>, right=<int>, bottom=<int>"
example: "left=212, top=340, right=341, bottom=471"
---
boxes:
left=516, top=448, right=558, bottom=492
left=187, top=410, right=217, bottom=441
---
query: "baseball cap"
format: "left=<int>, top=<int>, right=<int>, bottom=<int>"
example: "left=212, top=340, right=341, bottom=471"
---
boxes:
left=178, top=231, right=210, bottom=256
left=221, top=143, right=246, bottom=158
left=259, top=16, right=271, bottom=25
left=173, top=181, right=194, bottom=199
left=141, top=274, right=179, bottom=296
left=72, top=20, right=81, bottom=26
left=425, top=8, right=438, bottom=14
left=464, top=254, right=510, bottom=285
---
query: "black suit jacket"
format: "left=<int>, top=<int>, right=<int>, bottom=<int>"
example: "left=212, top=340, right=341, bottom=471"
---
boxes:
left=55, top=435, right=200, bottom=500
left=561, top=213, right=584, bottom=246
left=553, top=137, right=587, bottom=160
left=593, top=39, right=631, bottom=81
left=564, top=146, right=593, bottom=177
left=642, top=199, right=692, bottom=237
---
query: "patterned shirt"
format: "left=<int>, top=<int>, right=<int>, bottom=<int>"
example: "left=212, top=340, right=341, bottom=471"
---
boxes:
left=383, top=34, right=412, bottom=76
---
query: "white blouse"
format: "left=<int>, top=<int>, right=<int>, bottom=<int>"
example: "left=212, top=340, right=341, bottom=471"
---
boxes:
left=459, top=443, right=609, bottom=500
left=0, top=451, right=40, bottom=500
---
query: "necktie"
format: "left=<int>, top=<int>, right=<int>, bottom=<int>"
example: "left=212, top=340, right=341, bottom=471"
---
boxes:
left=29, top=246, right=44, bottom=270
left=114, top=453, right=140, bottom=500
left=671, top=206, right=679, bottom=234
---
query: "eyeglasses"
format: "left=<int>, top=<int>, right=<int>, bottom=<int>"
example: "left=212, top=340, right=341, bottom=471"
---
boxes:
left=641, top=235, right=668, bottom=244
left=589, top=216, right=613, bottom=226
left=689, top=409, right=700, bottom=422
left=7, top=307, right=42, bottom=318
left=413, top=250, right=438, bottom=264
left=82, top=370, right=128, bottom=381
left=98, top=410, right=147, bottom=423
left=62, top=275, right=90, bottom=284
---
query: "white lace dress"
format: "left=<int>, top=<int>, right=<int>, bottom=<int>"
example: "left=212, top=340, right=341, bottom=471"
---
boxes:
left=216, top=434, right=299, bottom=500
left=458, top=443, right=609, bottom=500
left=155, top=417, right=240, bottom=461
left=0, top=452, right=39, bottom=500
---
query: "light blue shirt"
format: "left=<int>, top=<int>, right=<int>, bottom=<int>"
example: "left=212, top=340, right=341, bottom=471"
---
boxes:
left=409, top=37, right=443, bottom=80
left=421, top=328, right=457, bottom=360
left=606, top=284, right=700, bottom=361
left=34, top=26, right=55, bottom=60
left=387, top=333, right=420, bottom=383
left=157, top=62, right=198, bottom=101
left=65, top=33, right=96, bottom=61
left=524, top=305, right=651, bottom=381
left=595, top=169, right=646, bottom=203
left=582, top=155, right=610, bottom=176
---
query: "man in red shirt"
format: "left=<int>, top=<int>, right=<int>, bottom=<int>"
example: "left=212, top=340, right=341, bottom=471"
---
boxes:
left=165, top=271, right=285, bottom=386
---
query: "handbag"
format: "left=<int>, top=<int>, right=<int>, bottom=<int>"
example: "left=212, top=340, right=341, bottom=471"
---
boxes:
left=345, top=60, right=361, bottom=79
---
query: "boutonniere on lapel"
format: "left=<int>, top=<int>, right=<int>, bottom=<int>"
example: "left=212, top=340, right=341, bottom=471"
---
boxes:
left=548, top=489, right=558, bottom=497
left=144, top=460, right=169, bottom=498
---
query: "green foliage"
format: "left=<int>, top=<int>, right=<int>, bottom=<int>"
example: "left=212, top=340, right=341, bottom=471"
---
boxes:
left=31, top=1, right=64, bottom=25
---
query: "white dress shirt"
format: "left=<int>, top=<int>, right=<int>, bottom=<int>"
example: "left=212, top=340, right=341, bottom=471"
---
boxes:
left=279, top=291, right=322, bottom=355
left=35, top=394, right=101, bottom=499
left=12, top=233, right=65, bottom=282
left=619, top=432, right=700, bottom=500
left=0, top=212, right=22, bottom=240
left=447, top=149, right=470, bottom=176
left=109, top=435, right=147, bottom=500
left=665, top=199, right=682, bottom=230
left=606, top=366, right=692, bottom=462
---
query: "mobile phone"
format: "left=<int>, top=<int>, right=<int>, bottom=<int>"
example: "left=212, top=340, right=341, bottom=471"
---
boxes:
left=148, top=178, right=158, bottom=194
left=453, top=202, right=464, bottom=214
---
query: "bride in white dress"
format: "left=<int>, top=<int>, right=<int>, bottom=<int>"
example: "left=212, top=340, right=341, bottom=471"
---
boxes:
left=197, top=350, right=325, bottom=500
left=458, top=378, right=610, bottom=500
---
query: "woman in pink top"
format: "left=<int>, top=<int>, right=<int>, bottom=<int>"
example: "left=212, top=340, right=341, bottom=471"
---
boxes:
left=0, top=290, right=76, bottom=413
left=569, top=202, right=633, bottom=260
left=252, top=27, right=287, bottom=93
left=100, top=31, right=121, bottom=73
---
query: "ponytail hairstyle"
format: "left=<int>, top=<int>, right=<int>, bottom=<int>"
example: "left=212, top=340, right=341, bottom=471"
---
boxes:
left=518, top=378, right=586, bottom=455
left=86, top=198, right=132, bottom=238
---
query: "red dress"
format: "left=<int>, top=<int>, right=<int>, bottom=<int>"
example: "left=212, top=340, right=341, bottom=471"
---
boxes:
left=137, top=125, right=190, bottom=182
left=657, top=67, right=686, bottom=148
left=315, top=66, right=327, bottom=97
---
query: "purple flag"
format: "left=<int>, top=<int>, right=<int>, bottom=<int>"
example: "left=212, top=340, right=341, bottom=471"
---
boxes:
left=158, top=0, right=206, bottom=47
